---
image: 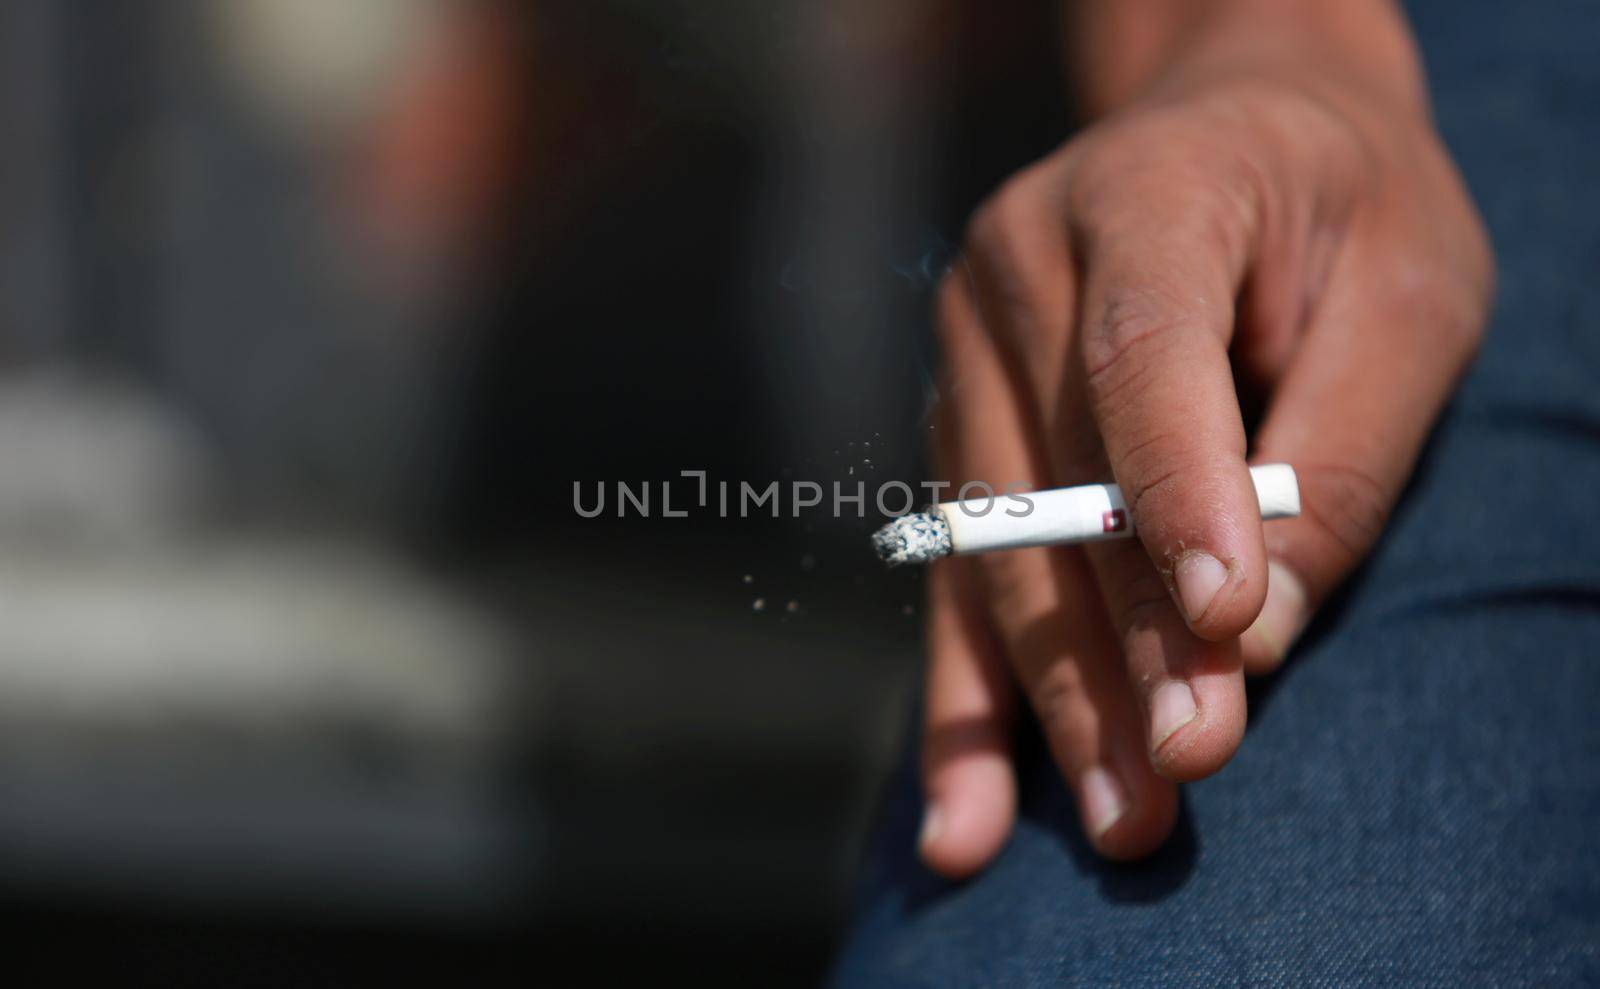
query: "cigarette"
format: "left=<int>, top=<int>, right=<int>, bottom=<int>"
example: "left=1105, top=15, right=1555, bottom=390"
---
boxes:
left=871, top=463, right=1300, bottom=566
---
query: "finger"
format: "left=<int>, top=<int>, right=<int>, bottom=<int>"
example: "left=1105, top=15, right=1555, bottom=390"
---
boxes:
left=1007, top=284, right=1248, bottom=779
left=962, top=166, right=1247, bottom=780
left=1082, top=536, right=1247, bottom=780
left=1054, top=177, right=1267, bottom=778
left=919, top=556, right=1017, bottom=879
left=938, top=268, right=1177, bottom=858
left=1243, top=230, right=1489, bottom=671
left=959, top=160, right=1081, bottom=431
left=982, top=542, right=1180, bottom=855
left=1072, top=172, right=1268, bottom=641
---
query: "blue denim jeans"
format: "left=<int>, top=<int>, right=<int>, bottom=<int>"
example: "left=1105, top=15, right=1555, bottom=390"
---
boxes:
left=832, top=1, right=1600, bottom=984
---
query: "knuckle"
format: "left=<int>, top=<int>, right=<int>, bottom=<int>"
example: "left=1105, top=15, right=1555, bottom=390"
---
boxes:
left=957, top=165, right=1083, bottom=360
left=1376, top=252, right=1488, bottom=358
left=1068, top=127, right=1258, bottom=263
left=1063, top=138, right=1132, bottom=220
left=1066, top=158, right=1147, bottom=246
left=1073, top=206, right=1242, bottom=393
left=963, top=170, right=1043, bottom=260
left=1080, top=286, right=1187, bottom=397
left=961, top=198, right=1005, bottom=260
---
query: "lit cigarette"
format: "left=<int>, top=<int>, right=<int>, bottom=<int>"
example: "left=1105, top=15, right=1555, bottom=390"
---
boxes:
left=871, top=463, right=1299, bottom=566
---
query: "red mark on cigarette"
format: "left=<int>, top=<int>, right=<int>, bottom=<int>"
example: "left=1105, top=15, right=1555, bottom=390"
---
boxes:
left=1102, top=509, right=1126, bottom=533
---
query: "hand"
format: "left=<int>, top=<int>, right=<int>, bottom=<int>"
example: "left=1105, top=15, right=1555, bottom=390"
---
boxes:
left=918, top=23, right=1493, bottom=873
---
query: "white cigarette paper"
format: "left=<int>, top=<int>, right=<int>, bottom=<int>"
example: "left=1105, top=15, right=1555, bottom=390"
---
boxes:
left=871, top=463, right=1299, bottom=566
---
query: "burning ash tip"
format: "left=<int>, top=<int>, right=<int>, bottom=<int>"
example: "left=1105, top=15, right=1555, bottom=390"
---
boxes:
left=871, top=512, right=952, bottom=567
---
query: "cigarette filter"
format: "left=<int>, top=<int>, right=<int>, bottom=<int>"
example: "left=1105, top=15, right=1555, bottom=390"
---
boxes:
left=872, top=463, right=1299, bottom=566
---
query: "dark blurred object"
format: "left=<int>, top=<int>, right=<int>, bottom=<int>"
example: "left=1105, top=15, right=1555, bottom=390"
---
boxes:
left=0, top=0, right=1067, bottom=983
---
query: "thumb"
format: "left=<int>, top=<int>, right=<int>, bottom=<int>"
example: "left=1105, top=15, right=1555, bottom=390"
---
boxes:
left=1243, top=242, right=1487, bottom=672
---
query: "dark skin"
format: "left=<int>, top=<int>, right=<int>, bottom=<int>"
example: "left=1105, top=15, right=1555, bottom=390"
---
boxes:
left=919, top=0, right=1494, bottom=872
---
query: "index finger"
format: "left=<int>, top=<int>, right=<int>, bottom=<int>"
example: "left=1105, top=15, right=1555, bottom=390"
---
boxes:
left=1074, top=199, right=1268, bottom=641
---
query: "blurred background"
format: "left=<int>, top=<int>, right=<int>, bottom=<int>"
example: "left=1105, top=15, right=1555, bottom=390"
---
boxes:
left=0, top=0, right=1072, bottom=983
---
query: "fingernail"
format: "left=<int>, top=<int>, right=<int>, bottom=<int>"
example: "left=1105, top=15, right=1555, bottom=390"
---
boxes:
left=918, top=804, right=944, bottom=852
left=1247, top=560, right=1310, bottom=661
left=1150, top=680, right=1197, bottom=751
left=1080, top=767, right=1129, bottom=840
left=1175, top=551, right=1230, bottom=624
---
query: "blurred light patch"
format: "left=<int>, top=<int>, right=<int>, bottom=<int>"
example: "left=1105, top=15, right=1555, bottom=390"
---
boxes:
left=211, top=0, right=445, bottom=143
left=0, top=370, right=528, bottom=920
